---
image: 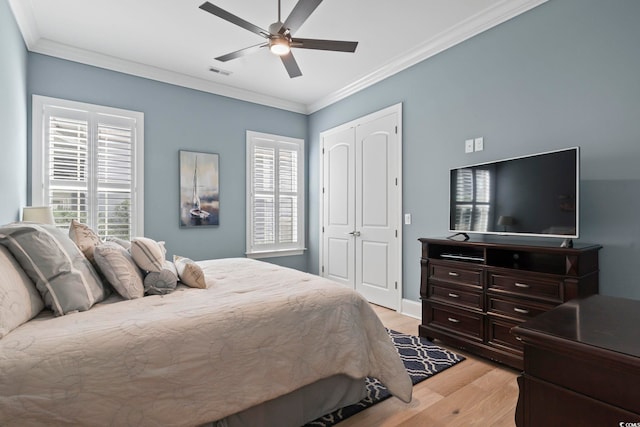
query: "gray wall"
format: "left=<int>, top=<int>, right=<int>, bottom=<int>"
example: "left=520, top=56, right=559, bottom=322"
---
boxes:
left=27, top=54, right=309, bottom=270
left=6, top=0, right=640, bottom=300
left=0, top=0, right=27, bottom=224
left=308, top=0, right=640, bottom=301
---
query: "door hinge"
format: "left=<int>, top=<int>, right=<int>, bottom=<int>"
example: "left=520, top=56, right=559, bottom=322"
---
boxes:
left=322, top=265, right=325, bottom=273
left=395, top=177, right=398, bottom=186
left=395, top=229, right=398, bottom=238
left=395, top=281, right=398, bottom=290
left=395, top=126, right=398, bottom=134
left=322, top=148, right=325, bottom=155
left=322, top=226, right=325, bottom=233
left=322, top=187, right=325, bottom=194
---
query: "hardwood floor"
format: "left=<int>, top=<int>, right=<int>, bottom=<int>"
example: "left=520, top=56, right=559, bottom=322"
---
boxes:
left=342, top=305, right=520, bottom=427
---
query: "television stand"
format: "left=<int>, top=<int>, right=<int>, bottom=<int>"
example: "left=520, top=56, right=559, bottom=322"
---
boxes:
left=418, top=237, right=601, bottom=369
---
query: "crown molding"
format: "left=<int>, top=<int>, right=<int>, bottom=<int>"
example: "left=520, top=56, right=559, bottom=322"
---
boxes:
left=9, top=0, right=547, bottom=115
left=28, top=39, right=308, bottom=114
left=307, top=0, right=548, bottom=113
left=7, top=0, right=40, bottom=48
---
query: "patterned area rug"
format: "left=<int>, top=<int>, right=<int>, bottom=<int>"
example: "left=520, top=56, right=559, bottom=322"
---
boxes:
left=305, top=329, right=465, bottom=427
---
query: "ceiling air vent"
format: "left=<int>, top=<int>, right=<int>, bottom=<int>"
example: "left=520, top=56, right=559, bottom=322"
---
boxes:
left=209, top=66, right=232, bottom=76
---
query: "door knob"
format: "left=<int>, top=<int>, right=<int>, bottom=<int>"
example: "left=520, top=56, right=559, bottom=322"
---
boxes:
left=347, top=230, right=361, bottom=237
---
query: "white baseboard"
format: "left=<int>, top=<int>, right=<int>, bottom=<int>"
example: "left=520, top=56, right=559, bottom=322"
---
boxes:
left=401, top=298, right=421, bottom=319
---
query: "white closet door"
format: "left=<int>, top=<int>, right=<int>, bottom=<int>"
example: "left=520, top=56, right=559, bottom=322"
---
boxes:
left=322, top=126, right=356, bottom=288
left=320, top=105, right=401, bottom=311
left=354, top=113, right=399, bottom=308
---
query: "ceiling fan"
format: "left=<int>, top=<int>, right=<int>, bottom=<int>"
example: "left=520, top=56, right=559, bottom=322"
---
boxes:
left=199, top=0, right=358, bottom=78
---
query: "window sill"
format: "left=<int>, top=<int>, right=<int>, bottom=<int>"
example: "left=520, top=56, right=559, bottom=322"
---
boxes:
left=246, top=248, right=306, bottom=259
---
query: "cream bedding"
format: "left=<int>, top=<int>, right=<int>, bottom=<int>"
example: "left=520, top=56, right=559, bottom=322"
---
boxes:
left=0, top=258, right=412, bottom=426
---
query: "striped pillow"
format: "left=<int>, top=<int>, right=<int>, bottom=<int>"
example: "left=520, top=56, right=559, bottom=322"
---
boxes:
left=0, top=223, right=109, bottom=316
left=130, top=237, right=166, bottom=273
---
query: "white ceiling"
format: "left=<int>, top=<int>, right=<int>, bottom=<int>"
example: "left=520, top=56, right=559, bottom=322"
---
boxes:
left=9, top=0, right=546, bottom=113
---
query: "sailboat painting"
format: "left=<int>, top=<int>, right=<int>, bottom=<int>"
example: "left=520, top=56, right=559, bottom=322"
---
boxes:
left=179, top=150, right=219, bottom=227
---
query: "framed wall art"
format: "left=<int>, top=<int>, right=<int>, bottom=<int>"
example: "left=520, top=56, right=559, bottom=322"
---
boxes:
left=179, top=150, right=219, bottom=227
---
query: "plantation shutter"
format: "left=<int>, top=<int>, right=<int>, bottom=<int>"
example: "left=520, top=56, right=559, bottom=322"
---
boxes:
left=278, top=147, right=298, bottom=244
left=252, top=145, right=276, bottom=245
left=96, top=119, right=135, bottom=239
left=39, top=99, right=141, bottom=239
left=246, top=131, right=304, bottom=257
left=47, top=114, right=90, bottom=226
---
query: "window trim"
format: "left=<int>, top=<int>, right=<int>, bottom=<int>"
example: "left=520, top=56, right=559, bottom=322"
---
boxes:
left=31, top=95, right=144, bottom=237
left=246, top=130, right=305, bottom=259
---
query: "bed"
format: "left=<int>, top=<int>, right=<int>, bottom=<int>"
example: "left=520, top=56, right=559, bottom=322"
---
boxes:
left=0, top=224, right=412, bottom=427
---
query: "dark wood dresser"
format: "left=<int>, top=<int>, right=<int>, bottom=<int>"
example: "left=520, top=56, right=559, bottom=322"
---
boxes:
left=418, top=237, right=601, bottom=369
left=512, top=295, right=640, bottom=426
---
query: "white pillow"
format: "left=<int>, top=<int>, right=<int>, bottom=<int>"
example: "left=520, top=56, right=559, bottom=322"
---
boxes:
left=130, top=237, right=165, bottom=273
left=173, top=255, right=207, bottom=289
left=0, top=246, right=44, bottom=337
left=93, top=242, right=144, bottom=300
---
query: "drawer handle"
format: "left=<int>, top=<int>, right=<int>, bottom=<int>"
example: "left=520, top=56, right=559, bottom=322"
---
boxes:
left=513, top=307, right=530, bottom=315
left=448, top=293, right=460, bottom=298
left=514, top=282, right=530, bottom=288
left=447, top=317, right=460, bottom=323
left=448, top=272, right=460, bottom=277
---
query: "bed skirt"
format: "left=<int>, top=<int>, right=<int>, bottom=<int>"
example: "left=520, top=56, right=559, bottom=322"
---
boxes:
left=212, top=375, right=366, bottom=427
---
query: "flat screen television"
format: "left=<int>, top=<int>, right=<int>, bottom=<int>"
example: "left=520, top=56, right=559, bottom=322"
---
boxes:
left=449, top=147, right=579, bottom=240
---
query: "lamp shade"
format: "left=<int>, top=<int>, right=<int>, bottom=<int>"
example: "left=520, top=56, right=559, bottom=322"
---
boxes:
left=22, top=206, right=55, bottom=225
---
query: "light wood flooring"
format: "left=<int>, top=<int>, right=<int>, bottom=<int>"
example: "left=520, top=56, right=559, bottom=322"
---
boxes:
left=342, top=305, right=520, bottom=427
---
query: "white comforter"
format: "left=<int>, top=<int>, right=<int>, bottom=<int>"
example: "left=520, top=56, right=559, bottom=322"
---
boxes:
left=0, top=258, right=412, bottom=426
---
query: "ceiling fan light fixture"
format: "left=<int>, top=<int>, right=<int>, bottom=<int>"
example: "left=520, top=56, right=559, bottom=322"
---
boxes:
left=269, top=37, right=290, bottom=56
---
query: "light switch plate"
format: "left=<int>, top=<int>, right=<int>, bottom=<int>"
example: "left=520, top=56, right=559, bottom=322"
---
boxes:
left=404, top=213, right=411, bottom=225
left=474, top=137, right=484, bottom=151
left=465, top=139, right=474, bottom=153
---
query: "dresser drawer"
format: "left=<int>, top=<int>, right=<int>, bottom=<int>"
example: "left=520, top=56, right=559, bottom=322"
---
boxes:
left=487, top=296, right=555, bottom=321
left=424, top=302, right=484, bottom=342
left=430, top=263, right=483, bottom=288
left=430, top=283, right=483, bottom=310
left=488, top=272, right=562, bottom=302
left=487, top=316, right=523, bottom=353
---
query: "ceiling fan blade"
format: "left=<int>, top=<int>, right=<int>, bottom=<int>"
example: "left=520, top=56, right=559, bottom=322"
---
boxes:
left=215, top=43, right=268, bottom=62
left=280, top=0, right=323, bottom=35
left=199, top=2, right=269, bottom=38
left=281, top=52, right=302, bottom=78
left=291, top=38, right=358, bottom=52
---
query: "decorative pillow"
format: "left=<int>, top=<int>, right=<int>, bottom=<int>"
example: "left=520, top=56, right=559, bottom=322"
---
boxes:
left=68, top=219, right=102, bottom=264
left=144, top=260, right=178, bottom=295
left=0, top=223, right=108, bottom=316
left=104, top=236, right=131, bottom=250
left=173, top=255, right=207, bottom=289
left=0, top=246, right=44, bottom=338
left=93, top=242, right=144, bottom=300
left=130, top=237, right=165, bottom=273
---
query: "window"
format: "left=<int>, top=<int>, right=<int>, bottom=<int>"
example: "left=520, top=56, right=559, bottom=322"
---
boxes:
left=32, top=95, right=144, bottom=239
left=246, top=131, right=305, bottom=258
